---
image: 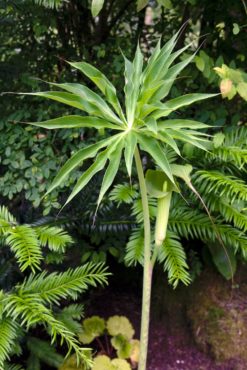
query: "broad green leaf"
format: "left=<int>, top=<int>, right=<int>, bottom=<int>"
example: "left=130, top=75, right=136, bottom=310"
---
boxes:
left=92, top=355, right=114, bottom=370
left=111, top=358, right=131, bottom=370
left=146, top=169, right=177, bottom=198
left=68, top=61, right=125, bottom=120
left=237, top=82, right=247, bottom=101
left=111, top=335, right=132, bottom=359
left=213, top=132, right=225, bottom=148
left=152, top=93, right=217, bottom=119
left=233, top=23, right=240, bottom=35
left=91, top=0, right=104, bottom=17
left=170, top=164, right=193, bottom=185
left=136, top=133, right=174, bottom=183
left=208, top=242, right=236, bottom=280
left=46, top=135, right=119, bottom=195
left=50, top=82, right=122, bottom=125
left=124, top=132, right=137, bottom=178
left=157, top=119, right=210, bottom=130
left=26, top=115, right=120, bottom=130
left=97, top=140, right=124, bottom=205
left=137, top=0, right=148, bottom=11
left=106, top=316, right=134, bottom=339
left=158, top=0, right=172, bottom=8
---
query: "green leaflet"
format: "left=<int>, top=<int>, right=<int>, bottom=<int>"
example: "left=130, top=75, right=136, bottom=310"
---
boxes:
left=124, top=132, right=137, bottom=178
left=68, top=61, right=125, bottom=121
left=166, top=129, right=209, bottom=151
left=157, top=119, right=210, bottom=130
left=124, top=44, right=143, bottom=126
left=91, top=0, right=104, bottom=17
left=208, top=242, right=236, bottom=280
left=136, top=132, right=174, bottom=183
left=23, top=91, right=86, bottom=111
left=157, top=132, right=181, bottom=155
left=137, top=0, right=148, bottom=11
left=142, top=33, right=178, bottom=85
left=150, top=53, right=197, bottom=102
left=145, top=117, right=158, bottom=134
left=152, top=93, right=217, bottom=119
left=138, top=80, right=165, bottom=106
left=46, top=135, right=119, bottom=196
left=26, top=115, right=120, bottom=130
left=97, top=140, right=124, bottom=206
left=50, top=82, right=122, bottom=125
left=65, top=135, right=124, bottom=205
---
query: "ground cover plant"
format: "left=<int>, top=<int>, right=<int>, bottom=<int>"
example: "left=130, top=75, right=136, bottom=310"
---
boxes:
left=18, top=29, right=222, bottom=370
left=0, top=205, right=109, bottom=369
left=60, top=315, right=139, bottom=370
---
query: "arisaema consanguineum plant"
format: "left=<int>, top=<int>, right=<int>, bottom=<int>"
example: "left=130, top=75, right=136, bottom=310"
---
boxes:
left=21, top=30, right=217, bottom=370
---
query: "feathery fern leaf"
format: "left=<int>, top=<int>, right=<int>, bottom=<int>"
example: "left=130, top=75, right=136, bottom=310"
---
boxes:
left=34, top=226, right=73, bottom=252
left=4, top=364, right=24, bottom=370
left=194, top=170, right=247, bottom=202
left=5, top=225, right=43, bottom=272
left=205, top=195, right=247, bottom=232
left=0, top=206, right=16, bottom=225
left=109, top=183, right=138, bottom=206
left=125, top=228, right=144, bottom=266
left=169, top=207, right=247, bottom=253
left=209, top=127, right=247, bottom=168
left=55, top=304, right=84, bottom=334
left=27, top=337, right=63, bottom=368
left=0, top=318, right=18, bottom=368
left=157, top=232, right=191, bottom=288
left=20, top=263, right=109, bottom=304
left=3, top=296, right=92, bottom=365
left=34, top=0, right=64, bottom=8
left=131, top=198, right=157, bottom=223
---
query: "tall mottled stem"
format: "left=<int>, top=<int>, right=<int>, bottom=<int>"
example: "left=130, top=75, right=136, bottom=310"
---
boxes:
left=134, top=147, right=152, bottom=370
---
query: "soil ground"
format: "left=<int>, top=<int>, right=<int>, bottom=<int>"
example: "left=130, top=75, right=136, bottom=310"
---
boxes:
left=86, top=286, right=246, bottom=370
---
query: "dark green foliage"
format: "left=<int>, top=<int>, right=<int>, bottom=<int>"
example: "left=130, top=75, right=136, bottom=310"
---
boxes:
left=0, top=206, right=109, bottom=368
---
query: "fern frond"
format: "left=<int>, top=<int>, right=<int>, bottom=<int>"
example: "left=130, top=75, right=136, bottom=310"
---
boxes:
left=4, top=296, right=92, bottom=366
left=55, top=304, right=84, bottom=334
left=169, top=207, right=247, bottom=253
left=0, top=206, right=16, bottom=224
left=20, top=263, right=109, bottom=305
left=27, top=337, right=63, bottom=368
left=34, top=226, right=73, bottom=252
left=210, top=146, right=247, bottom=169
left=0, top=318, right=18, bottom=367
left=26, top=353, right=41, bottom=370
left=157, top=232, right=191, bottom=288
left=34, top=0, right=64, bottom=8
left=194, top=170, right=247, bottom=202
left=4, top=364, right=24, bottom=370
left=205, top=195, right=247, bottom=232
left=109, top=183, right=138, bottom=206
left=125, top=228, right=144, bottom=266
left=5, top=225, right=43, bottom=272
left=131, top=198, right=156, bottom=223
left=208, top=127, right=247, bottom=168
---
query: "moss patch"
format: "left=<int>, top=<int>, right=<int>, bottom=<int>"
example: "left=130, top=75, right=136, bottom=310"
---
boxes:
left=187, top=268, right=247, bottom=362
